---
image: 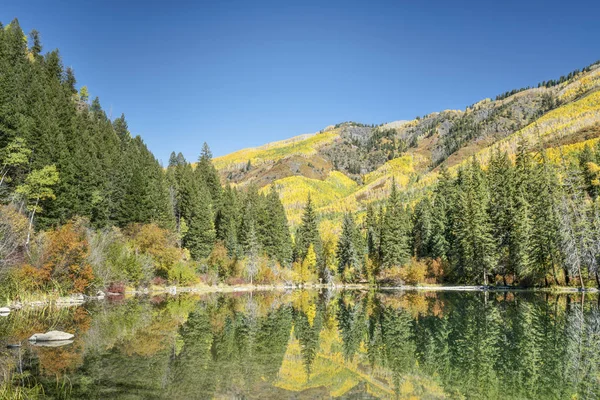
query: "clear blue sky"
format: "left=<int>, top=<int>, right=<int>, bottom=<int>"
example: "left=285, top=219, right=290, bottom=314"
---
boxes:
left=2, top=0, right=600, bottom=164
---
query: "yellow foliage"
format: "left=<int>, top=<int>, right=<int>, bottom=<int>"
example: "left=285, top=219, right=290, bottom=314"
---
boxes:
left=293, top=244, right=318, bottom=283
left=264, top=171, right=358, bottom=225
left=456, top=90, right=600, bottom=170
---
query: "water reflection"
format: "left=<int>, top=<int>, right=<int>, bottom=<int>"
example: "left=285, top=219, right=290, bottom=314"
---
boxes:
left=1, top=290, right=599, bottom=399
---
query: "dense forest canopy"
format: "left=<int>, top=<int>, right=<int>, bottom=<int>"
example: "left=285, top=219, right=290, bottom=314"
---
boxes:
left=1, top=19, right=600, bottom=295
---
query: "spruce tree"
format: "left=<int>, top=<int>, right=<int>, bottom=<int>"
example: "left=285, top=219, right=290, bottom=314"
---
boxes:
left=336, top=213, right=360, bottom=277
left=430, top=165, right=454, bottom=260
left=215, top=185, right=240, bottom=256
left=294, top=194, right=322, bottom=263
left=529, top=151, right=561, bottom=285
left=487, top=149, right=515, bottom=282
left=365, top=204, right=380, bottom=265
left=380, top=180, right=411, bottom=268
left=184, top=181, right=216, bottom=259
left=412, top=197, right=434, bottom=259
left=261, top=187, right=293, bottom=265
left=195, top=142, right=222, bottom=211
left=453, top=158, right=496, bottom=284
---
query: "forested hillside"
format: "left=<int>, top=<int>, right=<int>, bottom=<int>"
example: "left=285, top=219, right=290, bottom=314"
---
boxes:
left=214, top=62, right=600, bottom=223
left=1, top=18, right=600, bottom=294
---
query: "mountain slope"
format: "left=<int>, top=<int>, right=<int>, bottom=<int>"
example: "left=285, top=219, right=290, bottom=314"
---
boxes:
left=214, top=61, right=600, bottom=226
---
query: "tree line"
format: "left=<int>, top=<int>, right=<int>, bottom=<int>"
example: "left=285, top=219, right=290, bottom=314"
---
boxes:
left=321, top=140, right=600, bottom=288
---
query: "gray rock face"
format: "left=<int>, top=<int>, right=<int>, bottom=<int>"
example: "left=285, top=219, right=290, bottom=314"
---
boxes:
left=29, top=330, right=74, bottom=342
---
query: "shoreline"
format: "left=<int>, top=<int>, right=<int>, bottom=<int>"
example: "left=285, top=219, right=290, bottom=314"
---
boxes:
left=4, top=284, right=598, bottom=311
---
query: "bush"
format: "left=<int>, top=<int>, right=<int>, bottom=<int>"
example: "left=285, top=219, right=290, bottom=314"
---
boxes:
left=125, top=223, right=182, bottom=277
left=427, top=258, right=445, bottom=284
left=207, top=242, right=231, bottom=278
left=167, top=262, right=198, bottom=285
left=255, top=258, right=276, bottom=284
left=404, top=259, right=427, bottom=285
left=107, top=281, right=126, bottom=294
left=0, top=205, right=28, bottom=273
left=377, top=259, right=428, bottom=286
left=200, top=271, right=219, bottom=286
left=151, top=276, right=167, bottom=286
left=225, top=276, right=245, bottom=286
left=23, top=220, right=96, bottom=294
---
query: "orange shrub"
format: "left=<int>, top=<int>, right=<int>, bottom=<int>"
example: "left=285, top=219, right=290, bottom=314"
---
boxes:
left=13, top=263, right=52, bottom=292
left=37, top=220, right=95, bottom=293
left=427, top=258, right=445, bottom=283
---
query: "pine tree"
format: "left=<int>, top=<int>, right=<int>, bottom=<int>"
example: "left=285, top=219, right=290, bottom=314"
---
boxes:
left=215, top=185, right=240, bottom=256
left=529, top=151, right=561, bottom=285
left=365, top=204, right=380, bottom=266
left=294, top=194, right=322, bottom=263
left=380, top=180, right=410, bottom=268
left=195, top=142, right=222, bottom=211
left=260, top=187, right=293, bottom=265
left=336, top=213, right=360, bottom=278
left=452, top=158, right=496, bottom=284
left=245, top=219, right=260, bottom=285
left=511, top=140, right=534, bottom=281
left=487, top=149, right=515, bottom=282
left=184, top=181, right=216, bottom=260
left=430, top=165, right=454, bottom=260
left=412, top=197, right=434, bottom=259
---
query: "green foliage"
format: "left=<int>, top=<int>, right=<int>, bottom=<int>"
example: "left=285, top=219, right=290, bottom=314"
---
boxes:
left=336, top=213, right=362, bottom=279
left=380, top=181, right=411, bottom=268
left=294, top=194, right=322, bottom=263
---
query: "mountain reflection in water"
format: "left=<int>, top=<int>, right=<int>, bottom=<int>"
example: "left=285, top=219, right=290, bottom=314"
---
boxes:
left=1, top=290, right=599, bottom=399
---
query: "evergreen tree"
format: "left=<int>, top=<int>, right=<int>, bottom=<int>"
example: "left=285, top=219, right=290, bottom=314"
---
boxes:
left=487, top=149, right=515, bottom=282
left=336, top=213, right=360, bottom=277
left=215, top=185, right=240, bottom=256
left=245, top=219, right=260, bottom=285
left=184, top=181, right=216, bottom=260
left=452, top=158, right=496, bottom=284
left=380, top=180, right=411, bottom=268
left=511, top=140, right=534, bottom=281
left=529, top=151, right=561, bottom=286
left=260, top=187, right=293, bottom=265
left=365, top=204, right=380, bottom=264
left=195, top=142, right=222, bottom=211
left=412, top=197, right=434, bottom=258
left=294, top=194, right=322, bottom=263
left=430, top=165, right=455, bottom=261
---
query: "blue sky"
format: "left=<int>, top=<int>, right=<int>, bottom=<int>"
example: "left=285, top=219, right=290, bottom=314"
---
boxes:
left=2, top=0, right=600, bottom=164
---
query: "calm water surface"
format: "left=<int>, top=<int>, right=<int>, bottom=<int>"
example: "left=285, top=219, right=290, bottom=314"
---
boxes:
left=1, top=290, right=599, bottom=399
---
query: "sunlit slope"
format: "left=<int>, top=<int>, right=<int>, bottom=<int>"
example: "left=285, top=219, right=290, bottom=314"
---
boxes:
left=261, top=171, right=358, bottom=225
left=454, top=88, right=600, bottom=170
left=213, top=130, right=339, bottom=171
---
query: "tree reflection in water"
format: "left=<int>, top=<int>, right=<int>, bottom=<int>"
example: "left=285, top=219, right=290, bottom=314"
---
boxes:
left=1, top=290, right=599, bottom=399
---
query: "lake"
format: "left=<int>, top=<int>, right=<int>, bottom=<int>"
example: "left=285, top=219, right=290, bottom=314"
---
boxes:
left=1, top=290, right=599, bottom=399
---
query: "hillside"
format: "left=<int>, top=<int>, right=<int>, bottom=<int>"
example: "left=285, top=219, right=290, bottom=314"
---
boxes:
left=214, top=61, right=600, bottom=226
